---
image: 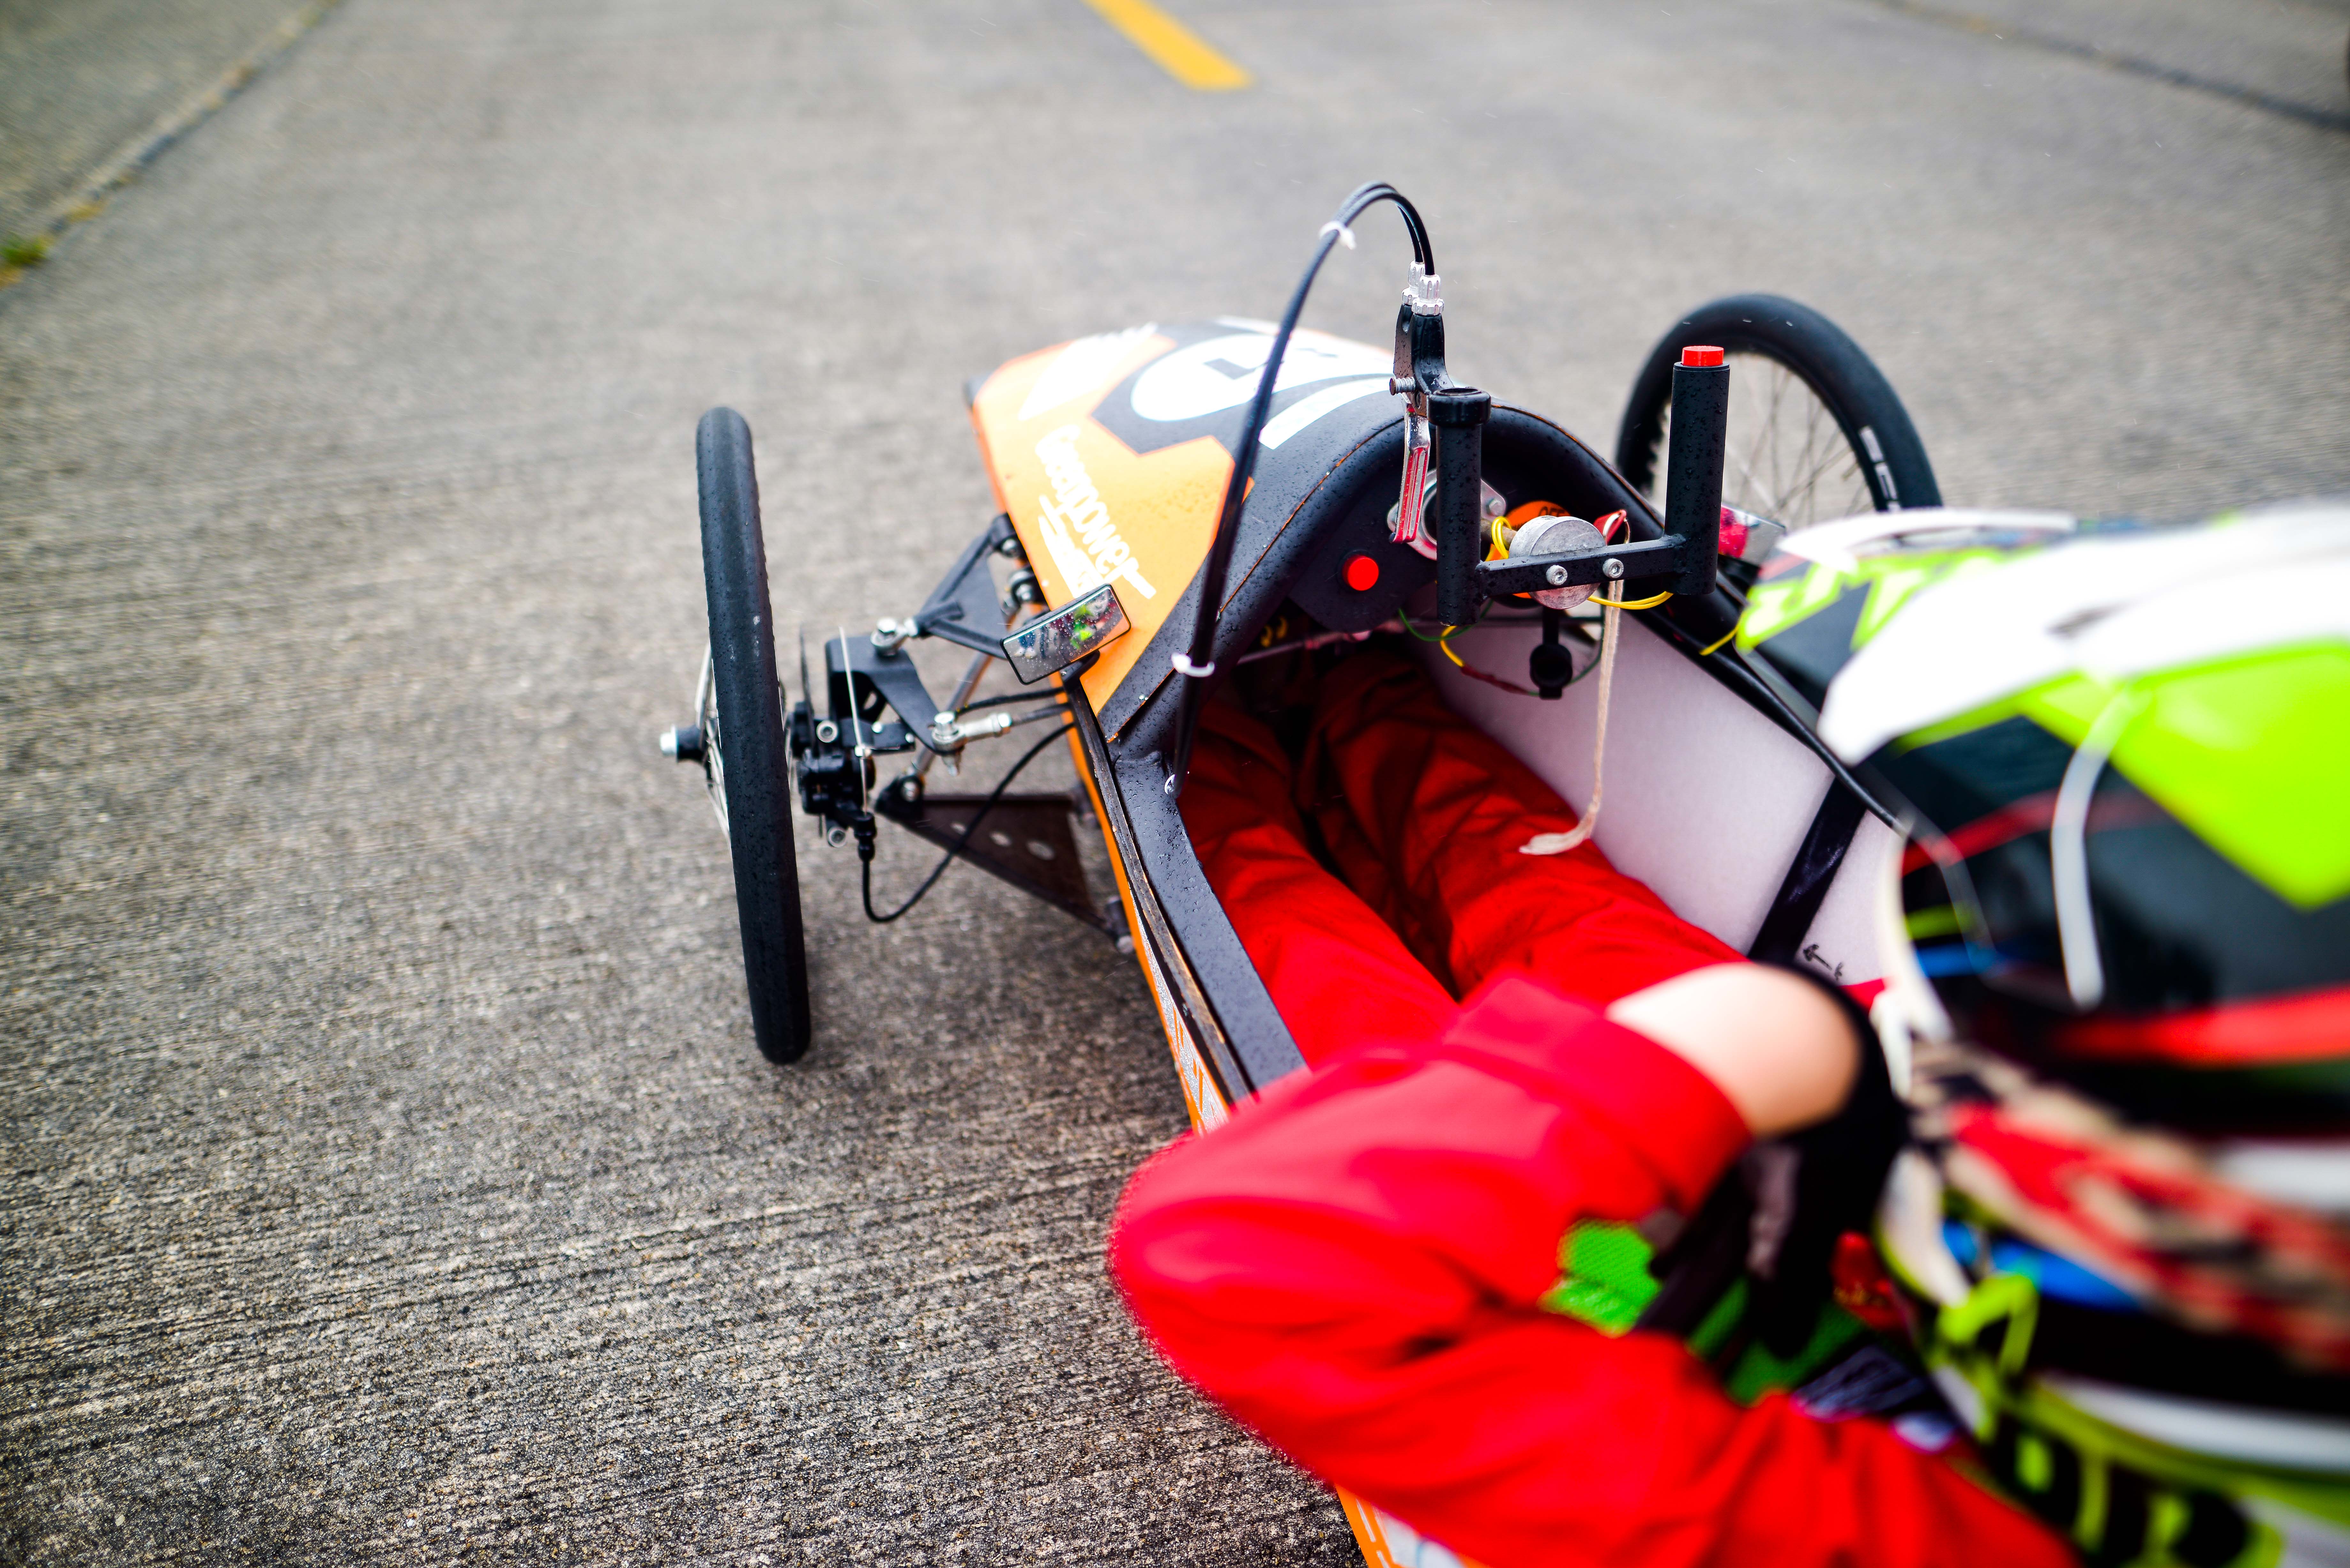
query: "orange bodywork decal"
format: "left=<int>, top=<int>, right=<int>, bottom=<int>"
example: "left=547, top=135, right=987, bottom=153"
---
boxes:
left=970, top=331, right=1230, bottom=711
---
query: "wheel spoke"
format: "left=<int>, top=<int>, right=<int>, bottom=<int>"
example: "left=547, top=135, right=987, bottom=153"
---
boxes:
left=697, top=646, right=730, bottom=835
left=1725, top=358, right=1784, bottom=514
left=1780, top=419, right=1859, bottom=525
left=1749, top=363, right=1794, bottom=515
left=1724, top=419, right=1773, bottom=513
left=1785, top=399, right=1832, bottom=524
left=1773, top=366, right=1802, bottom=515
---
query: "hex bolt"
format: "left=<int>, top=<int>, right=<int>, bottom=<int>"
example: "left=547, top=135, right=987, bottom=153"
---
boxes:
left=1603, top=557, right=1626, bottom=580
left=1545, top=564, right=1569, bottom=587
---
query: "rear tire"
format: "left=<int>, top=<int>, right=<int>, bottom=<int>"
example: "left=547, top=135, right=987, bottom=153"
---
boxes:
left=1615, top=294, right=1940, bottom=529
left=698, top=407, right=813, bottom=1065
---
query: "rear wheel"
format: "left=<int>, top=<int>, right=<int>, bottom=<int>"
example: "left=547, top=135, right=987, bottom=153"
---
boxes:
left=697, top=407, right=813, bottom=1065
left=1615, top=294, right=1940, bottom=530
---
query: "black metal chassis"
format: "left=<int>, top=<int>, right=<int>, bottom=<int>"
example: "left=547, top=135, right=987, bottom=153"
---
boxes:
left=803, top=402, right=1901, bottom=1109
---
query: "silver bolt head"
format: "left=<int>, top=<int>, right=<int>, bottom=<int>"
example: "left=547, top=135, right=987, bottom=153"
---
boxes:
left=815, top=720, right=839, bottom=743
left=1603, top=557, right=1626, bottom=580
left=659, top=727, right=681, bottom=757
left=1545, top=564, right=1569, bottom=587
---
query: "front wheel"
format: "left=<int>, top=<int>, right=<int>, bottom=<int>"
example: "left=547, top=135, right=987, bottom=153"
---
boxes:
left=697, top=407, right=813, bottom=1065
left=1615, top=294, right=1941, bottom=531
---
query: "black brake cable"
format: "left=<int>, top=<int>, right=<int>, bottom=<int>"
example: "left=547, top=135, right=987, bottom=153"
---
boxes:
left=954, top=689, right=1071, bottom=715
left=861, top=721, right=1077, bottom=923
left=1164, top=182, right=1434, bottom=798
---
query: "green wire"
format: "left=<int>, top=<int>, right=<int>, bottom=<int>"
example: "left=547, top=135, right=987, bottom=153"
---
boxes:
left=1399, top=599, right=1497, bottom=642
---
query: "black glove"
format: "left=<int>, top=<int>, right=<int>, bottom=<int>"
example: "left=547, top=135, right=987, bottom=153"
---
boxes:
left=1638, top=966, right=1906, bottom=1361
left=1748, top=965, right=1907, bottom=1358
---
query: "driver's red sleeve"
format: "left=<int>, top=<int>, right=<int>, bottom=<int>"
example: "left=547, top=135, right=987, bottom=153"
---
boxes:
left=1109, top=976, right=2074, bottom=1568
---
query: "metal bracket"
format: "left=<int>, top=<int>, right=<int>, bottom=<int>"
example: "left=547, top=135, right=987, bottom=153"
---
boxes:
left=872, top=785, right=1112, bottom=934
left=1474, top=533, right=1690, bottom=598
left=825, top=635, right=936, bottom=752
left=912, top=512, right=1019, bottom=655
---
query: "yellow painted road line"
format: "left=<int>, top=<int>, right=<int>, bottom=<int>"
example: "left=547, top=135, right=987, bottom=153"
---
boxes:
left=1078, top=0, right=1252, bottom=91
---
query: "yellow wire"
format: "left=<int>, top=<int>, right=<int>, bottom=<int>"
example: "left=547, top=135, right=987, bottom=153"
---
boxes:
left=1439, top=633, right=1467, bottom=668
left=1698, top=625, right=1739, bottom=656
left=1587, top=590, right=1673, bottom=611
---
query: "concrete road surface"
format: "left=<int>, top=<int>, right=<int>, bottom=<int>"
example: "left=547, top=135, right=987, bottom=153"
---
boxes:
left=0, top=0, right=327, bottom=242
left=3, top=0, right=2345, bottom=1561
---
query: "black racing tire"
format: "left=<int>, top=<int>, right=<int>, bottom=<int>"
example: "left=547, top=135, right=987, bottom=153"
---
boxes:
left=1615, top=294, right=1941, bottom=529
left=697, top=407, right=813, bottom=1065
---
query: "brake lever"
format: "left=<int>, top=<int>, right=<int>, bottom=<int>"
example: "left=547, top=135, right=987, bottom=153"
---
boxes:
left=1388, top=265, right=1443, bottom=558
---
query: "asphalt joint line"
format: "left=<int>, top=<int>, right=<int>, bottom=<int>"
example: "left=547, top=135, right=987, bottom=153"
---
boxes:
left=1866, top=0, right=2350, bottom=136
left=0, top=0, right=348, bottom=294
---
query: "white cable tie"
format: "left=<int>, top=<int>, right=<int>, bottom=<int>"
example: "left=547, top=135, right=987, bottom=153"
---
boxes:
left=1170, top=652, right=1217, bottom=679
left=2050, top=686, right=2146, bottom=1010
left=1519, top=601, right=1620, bottom=857
left=1319, top=220, right=1356, bottom=250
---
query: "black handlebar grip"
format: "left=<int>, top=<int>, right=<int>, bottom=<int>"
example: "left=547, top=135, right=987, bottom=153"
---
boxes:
left=1665, top=356, right=1728, bottom=599
left=1430, top=387, right=1492, bottom=627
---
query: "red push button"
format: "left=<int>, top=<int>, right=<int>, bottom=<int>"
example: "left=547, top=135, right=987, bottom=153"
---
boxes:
left=1343, top=552, right=1380, bottom=592
left=1680, top=345, right=1725, bottom=368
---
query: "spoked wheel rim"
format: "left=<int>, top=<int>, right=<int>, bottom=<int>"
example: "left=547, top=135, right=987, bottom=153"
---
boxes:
left=694, top=645, right=728, bottom=836
left=1643, top=353, right=1877, bottom=530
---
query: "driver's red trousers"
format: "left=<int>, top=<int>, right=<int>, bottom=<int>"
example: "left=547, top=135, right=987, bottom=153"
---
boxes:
left=1111, top=648, right=2072, bottom=1568
left=1173, top=647, right=1741, bottom=1061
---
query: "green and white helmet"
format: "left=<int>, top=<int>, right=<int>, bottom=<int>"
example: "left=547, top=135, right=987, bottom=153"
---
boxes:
left=1738, top=502, right=2350, bottom=1567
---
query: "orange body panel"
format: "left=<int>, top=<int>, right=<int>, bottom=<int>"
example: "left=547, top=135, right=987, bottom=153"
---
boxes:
left=969, top=322, right=1396, bottom=713
left=969, top=330, right=1227, bottom=710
